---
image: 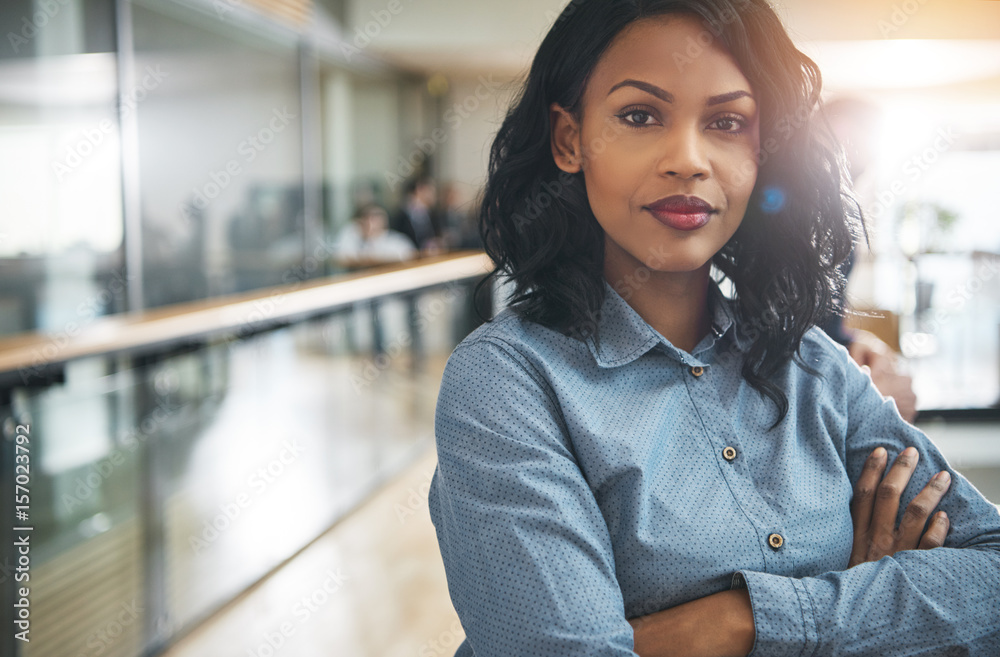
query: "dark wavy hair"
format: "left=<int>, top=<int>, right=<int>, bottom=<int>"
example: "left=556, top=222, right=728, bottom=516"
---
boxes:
left=475, top=0, right=862, bottom=424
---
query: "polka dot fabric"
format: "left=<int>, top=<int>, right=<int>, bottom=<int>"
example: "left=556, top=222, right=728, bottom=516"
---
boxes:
left=428, top=280, right=1000, bottom=656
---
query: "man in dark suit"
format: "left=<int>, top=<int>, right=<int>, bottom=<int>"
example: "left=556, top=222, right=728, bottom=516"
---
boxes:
left=392, top=177, right=444, bottom=254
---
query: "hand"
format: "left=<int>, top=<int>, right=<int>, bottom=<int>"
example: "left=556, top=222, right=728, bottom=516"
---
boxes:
left=848, top=332, right=917, bottom=423
left=628, top=589, right=754, bottom=657
left=849, top=446, right=951, bottom=567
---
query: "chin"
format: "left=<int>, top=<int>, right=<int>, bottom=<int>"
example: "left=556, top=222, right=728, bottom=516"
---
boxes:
left=636, top=245, right=715, bottom=273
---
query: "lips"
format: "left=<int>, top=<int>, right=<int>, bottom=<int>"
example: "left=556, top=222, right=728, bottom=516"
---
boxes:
left=646, top=195, right=715, bottom=231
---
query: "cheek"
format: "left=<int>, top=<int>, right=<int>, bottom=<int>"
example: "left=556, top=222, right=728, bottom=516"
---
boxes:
left=582, top=153, right=637, bottom=216
left=719, top=154, right=759, bottom=210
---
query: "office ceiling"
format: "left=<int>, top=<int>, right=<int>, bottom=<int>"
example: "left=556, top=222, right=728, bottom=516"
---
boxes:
left=342, top=0, right=1000, bottom=84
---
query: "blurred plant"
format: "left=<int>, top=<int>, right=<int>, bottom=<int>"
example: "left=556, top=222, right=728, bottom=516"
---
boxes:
left=896, top=201, right=959, bottom=257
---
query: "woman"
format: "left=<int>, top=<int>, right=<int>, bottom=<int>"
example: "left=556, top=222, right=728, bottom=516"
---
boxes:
left=428, top=1, right=1000, bottom=655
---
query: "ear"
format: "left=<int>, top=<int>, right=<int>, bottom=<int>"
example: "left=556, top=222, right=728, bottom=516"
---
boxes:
left=550, top=103, right=583, bottom=174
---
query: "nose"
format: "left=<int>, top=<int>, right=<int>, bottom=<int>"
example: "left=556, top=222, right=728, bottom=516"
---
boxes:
left=658, top=124, right=710, bottom=180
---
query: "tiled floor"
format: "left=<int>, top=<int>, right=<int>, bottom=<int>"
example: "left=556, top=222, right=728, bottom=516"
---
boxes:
left=160, top=447, right=463, bottom=657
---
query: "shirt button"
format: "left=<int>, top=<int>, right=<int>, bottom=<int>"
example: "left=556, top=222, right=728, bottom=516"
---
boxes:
left=723, top=446, right=738, bottom=461
left=690, top=366, right=705, bottom=377
left=768, top=533, right=784, bottom=550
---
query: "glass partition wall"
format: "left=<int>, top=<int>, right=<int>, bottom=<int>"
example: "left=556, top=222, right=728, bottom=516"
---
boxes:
left=131, top=0, right=307, bottom=304
left=0, top=1, right=458, bottom=656
left=0, top=0, right=125, bottom=336
left=3, top=280, right=478, bottom=657
left=0, top=0, right=439, bottom=332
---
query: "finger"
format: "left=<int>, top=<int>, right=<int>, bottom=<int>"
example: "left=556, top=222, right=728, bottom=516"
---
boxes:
left=851, top=447, right=887, bottom=531
left=868, top=447, right=919, bottom=559
left=897, top=470, right=952, bottom=548
left=849, top=447, right=887, bottom=567
left=918, top=511, right=950, bottom=550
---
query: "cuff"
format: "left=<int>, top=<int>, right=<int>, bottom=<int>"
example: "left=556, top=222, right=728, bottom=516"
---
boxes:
left=737, top=570, right=819, bottom=657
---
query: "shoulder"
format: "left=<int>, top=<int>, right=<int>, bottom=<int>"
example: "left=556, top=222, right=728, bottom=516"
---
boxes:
left=453, top=306, right=579, bottom=361
left=794, top=326, right=874, bottom=407
left=799, top=325, right=853, bottom=373
left=435, top=309, right=579, bottom=449
left=443, top=306, right=588, bottom=392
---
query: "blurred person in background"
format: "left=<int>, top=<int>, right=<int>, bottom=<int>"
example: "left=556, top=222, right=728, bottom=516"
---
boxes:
left=821, top=97, right=918, bottom=422
left=333, top=203, right=416, bottom=269
left=392, top=176, right=447, bottom=255
left=333, top=203, right=417, bottom=355
left=438, top=182, right=484, bottom=250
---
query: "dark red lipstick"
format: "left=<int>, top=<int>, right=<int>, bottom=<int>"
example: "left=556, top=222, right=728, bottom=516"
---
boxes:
left=646, top=195, right=714, bottom=231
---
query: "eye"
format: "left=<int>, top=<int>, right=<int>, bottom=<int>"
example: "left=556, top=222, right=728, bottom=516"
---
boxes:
left=617, top=108, right=658, bottom=127
left=710, top=114, right=749, bottom=134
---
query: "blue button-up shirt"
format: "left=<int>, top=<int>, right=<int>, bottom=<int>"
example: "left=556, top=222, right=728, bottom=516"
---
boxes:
left=429, top=280, right=1000, bottom=656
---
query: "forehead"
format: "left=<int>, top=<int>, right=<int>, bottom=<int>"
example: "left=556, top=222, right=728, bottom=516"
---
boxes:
left=586, top=14, right=752, bottom=100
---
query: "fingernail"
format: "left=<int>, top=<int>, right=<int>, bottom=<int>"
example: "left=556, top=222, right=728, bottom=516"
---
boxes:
left=938, top=471, right=951, bottom=484
left=873, top=447, right=887, bottom=460
left=904, top=447, right=918, bottom=459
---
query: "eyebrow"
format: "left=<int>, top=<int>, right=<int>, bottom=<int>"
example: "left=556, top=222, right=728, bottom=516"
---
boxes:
left=609, top=79, right=673, bottom=102
left=608, top=80, right=754, bottom=107
left=707, top=90, right=754, bottom=106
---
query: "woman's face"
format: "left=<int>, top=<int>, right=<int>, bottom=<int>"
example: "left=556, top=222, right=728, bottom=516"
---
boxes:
left=551, top=14, right=760, bottom=279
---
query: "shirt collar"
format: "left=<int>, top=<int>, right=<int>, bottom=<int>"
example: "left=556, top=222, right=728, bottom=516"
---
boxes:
left=586, top=279, right=748, bottom=369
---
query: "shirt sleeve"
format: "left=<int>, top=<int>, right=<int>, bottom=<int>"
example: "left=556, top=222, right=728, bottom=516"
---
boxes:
left=738, top=344, right=1000, bottom=657
left=428, top=337, right=637, bottom=657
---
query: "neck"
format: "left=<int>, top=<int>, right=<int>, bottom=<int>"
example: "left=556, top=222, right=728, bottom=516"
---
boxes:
left=604, top=257, right=712, bottom=354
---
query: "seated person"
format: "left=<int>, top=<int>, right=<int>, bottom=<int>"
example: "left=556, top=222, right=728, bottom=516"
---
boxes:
left=333, top=204, right=415, bottom=269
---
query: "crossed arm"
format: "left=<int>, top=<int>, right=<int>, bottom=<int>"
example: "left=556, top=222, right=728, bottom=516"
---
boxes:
left=430, top=339, right=1000, bottom=657
left=628, top=446, right=954, bottom=657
